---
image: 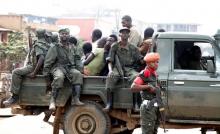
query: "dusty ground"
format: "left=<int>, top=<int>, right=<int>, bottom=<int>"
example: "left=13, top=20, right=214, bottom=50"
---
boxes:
left=0, top=108, right=217, bottom=134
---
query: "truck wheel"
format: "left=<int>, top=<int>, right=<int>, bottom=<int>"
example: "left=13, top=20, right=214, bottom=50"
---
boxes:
left=201, top=128, right=207, bottom=134
left=64, top=101, right=111, bottom=134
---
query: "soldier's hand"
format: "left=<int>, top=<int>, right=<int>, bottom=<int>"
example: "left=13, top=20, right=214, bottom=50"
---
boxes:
left=27, top=72, right=36, bottom=79
left=108, top=71, right=115, bottom=78
left=148, top=84, right=156, bottom=93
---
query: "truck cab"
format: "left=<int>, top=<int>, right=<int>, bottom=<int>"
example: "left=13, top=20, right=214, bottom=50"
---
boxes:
left=155, top=32, right=220, bottom=132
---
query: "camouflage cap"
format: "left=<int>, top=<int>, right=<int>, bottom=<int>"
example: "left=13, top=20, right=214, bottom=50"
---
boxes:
left=36, top=29, right=46, bottom=37
left=58, top=28, right=70, bottom=34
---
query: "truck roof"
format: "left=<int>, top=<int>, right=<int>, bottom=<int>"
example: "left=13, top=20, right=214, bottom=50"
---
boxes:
left=157, top=32, right=214, bottom=41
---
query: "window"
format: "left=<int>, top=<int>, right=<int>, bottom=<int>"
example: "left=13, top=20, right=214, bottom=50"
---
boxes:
left=174, top=41, right=214, bottom=70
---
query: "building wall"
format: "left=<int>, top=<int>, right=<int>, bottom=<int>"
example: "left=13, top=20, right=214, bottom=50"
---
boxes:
left=0, top=15, right=23, bottom=31
left=56, top=19, right=95, bottom=41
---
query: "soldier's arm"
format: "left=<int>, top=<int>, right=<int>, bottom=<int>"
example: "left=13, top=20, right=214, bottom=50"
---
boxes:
left=83, top=53, right=95, bottom=65
left=28, top=45, right=45, bottom=78
left=74, top=48, right=83, bottom=73
left=43, top=46, right=57, bottom=75
left=130, top=76, right=155, bottom=92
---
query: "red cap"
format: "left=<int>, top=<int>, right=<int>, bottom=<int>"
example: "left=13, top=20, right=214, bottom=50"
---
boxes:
left=144, top=52, right=160, bottom=63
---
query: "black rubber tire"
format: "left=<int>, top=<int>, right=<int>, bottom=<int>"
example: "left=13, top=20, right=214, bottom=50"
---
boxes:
left=64, top=101, right=111, bottom=134
left=201, top=128, right=207, bottom=134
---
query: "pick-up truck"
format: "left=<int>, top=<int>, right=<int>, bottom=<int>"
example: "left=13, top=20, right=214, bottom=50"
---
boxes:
left=9, top=30, right=220, bottom=134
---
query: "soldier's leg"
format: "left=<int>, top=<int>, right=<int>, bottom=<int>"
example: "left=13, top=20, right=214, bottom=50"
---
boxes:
left=140, top=104, right=158, bottom=134
left=3, top=65, right=33, bottom=105
left=153, top=109, right=160, bottom=134
left=49, top=68, right=64, bottom=110
left=103, top=68, right=119, bottom=112
left=69, top=69, right=84, bottom=105
left=127, top=69, right=140, bottom=110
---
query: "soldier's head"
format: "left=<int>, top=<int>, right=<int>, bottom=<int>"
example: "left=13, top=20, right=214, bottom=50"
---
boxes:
left=119, top=27, right=130, bottom=41
left=36, top=29, right=46, bottom=38
left=97, top=37, right=107, bottom=48
left=92, top=29, right=102, bottom=43
left=109, top=34, right=118, bottom=42
left=58, top=28, right=70, bottom=43
left=144, top=52, right=160, bottom=70
left=144, top=27, right=154, bottom=40
left=121, top=15, right=132, bottom=28
left=82, top=42, right=92, bottom=56
left=69, top=36, right=78, bottom=46
left=45, top=31, right=52, bottom=43
left=51, top=33, right=59, bottom=43
left=139, top=39, right=152, bottom=55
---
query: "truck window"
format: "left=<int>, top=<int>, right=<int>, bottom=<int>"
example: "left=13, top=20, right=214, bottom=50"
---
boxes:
left=174, top=41, right=214, bottom=70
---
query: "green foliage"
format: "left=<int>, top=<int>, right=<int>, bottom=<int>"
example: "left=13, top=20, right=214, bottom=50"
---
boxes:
left=0, top=31, right=27, bottom=63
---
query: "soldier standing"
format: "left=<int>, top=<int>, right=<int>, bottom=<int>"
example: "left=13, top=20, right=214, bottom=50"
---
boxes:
left=121, top=15, right=142, bottom=47
left=3, top=29, right=51, bottom=106
left=131, top=52, right=160, bottom=134
left=43, top=28, right=84, bottom=111
left=103, top=27, right=143, bottom=112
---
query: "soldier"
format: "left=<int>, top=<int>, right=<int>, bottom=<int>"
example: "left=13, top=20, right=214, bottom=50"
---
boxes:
left=3, top=29, right=51, bottom=106
left=121, top=15, right=142, bottom=47
left=51, top=33, right=59, bottom=44
left=130, top=52, right=160, bottom=134
left=103, top=27, right=143, bottom=112
left=43, top=28, right=84, bottom=111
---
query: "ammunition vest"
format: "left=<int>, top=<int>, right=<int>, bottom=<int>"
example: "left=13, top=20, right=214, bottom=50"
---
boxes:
left=139, top=69, right=157, bottom=100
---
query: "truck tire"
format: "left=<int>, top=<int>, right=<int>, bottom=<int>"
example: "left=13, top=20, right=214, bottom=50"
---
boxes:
left=64, top=101, right=111, bottom=134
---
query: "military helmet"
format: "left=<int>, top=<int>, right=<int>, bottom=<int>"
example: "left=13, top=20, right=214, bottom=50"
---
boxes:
left=36, top=29, right=46, bottom=37
left=144, top=52, right=160, bottom=63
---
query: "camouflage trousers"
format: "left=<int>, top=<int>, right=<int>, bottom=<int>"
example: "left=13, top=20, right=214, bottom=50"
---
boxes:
left=10, top=65, right=34, bottom=95
left=51, top=67, right=83, bottom=89
left=105, top=67, right=138, bottom=92
left=140, top=102, right=160, bottom=134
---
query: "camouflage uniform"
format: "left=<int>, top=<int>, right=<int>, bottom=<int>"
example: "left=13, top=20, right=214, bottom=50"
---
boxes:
left=43, top=43, right=83, bottom=89
left=43, top=28, right=84, bottom=110
left=106, top=42, right=142, bottom=90
left=4, top=29, right=51, bottom=105
left=103, top=41, right=142, bottom=111
left=138, top=69, right=160, bottom=134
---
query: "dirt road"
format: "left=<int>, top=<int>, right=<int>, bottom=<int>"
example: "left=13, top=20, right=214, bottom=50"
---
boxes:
left=0, top=108, right=217, bottom=134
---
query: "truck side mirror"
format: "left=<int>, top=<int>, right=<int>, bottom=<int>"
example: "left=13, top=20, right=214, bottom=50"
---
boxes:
left=207, top=60, right=215, bottom=73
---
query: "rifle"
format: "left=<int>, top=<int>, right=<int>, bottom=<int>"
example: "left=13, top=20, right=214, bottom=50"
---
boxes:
left=115, top=54, right=125, bottom=86
left=24, top=27, right=33, bottom=66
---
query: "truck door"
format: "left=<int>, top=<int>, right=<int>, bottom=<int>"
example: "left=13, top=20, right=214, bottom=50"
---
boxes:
left=167, top=40, right=220, bottom=121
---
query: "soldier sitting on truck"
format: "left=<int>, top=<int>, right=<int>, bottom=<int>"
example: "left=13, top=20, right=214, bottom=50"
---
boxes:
left=43, top=28, right=84, bottom=111
left=103, top=27, right=144, bottom=112
left=3, top=29, right=52, bottom=106
left=83, top=37, right=107, bottom=76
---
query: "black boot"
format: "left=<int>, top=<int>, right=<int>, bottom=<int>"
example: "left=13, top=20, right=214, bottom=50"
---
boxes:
left=103, top=89, right=113, bottom=112
left=134, top=93, right=140, bottom=111
left=49, top=88, right=58, bottom=111
left=3, top=94, right=19, bottom=106
left=71, top=85, right=84, bottom=106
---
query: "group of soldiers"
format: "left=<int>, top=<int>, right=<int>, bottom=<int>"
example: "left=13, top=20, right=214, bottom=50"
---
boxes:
left=4, top=14, right=163, bottom=134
